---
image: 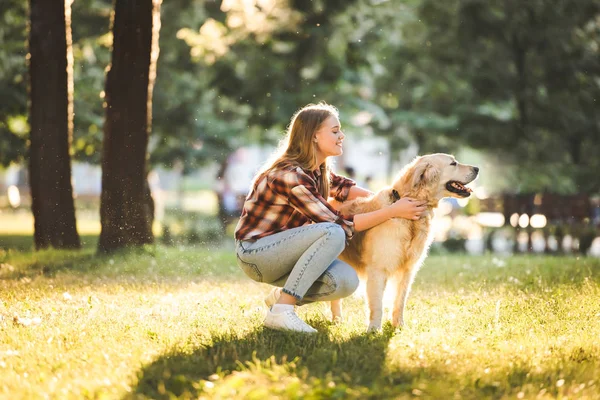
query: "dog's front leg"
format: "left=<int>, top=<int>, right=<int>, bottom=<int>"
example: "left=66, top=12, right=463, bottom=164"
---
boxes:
left=330, top=299, right=342, bottom=323
left=391, top=269, right=413, bottom=328
left=366, top=271, right=387, bottom=332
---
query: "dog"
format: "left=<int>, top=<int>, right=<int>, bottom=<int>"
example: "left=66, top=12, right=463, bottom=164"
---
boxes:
left=332, top=153, right=479, bottom=331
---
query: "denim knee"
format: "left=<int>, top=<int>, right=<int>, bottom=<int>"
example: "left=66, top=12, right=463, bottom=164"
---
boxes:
left=337, top=269, right=359, bottom=298
left=324, top=223, right=346, bottom=254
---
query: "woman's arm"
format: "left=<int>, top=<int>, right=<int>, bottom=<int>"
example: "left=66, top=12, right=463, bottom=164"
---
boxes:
left=328, top=186, right=373, bottom=210
left=353, top=197, right=426, bottom=232
left=346, top=186, right=373, bottom=201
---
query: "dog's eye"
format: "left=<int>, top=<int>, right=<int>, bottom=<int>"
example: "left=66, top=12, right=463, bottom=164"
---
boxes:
left=450, top=161, right=457, bottom=166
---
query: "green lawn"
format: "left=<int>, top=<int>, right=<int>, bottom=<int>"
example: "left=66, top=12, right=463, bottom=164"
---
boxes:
left=0, top=239, right=599, bottom=399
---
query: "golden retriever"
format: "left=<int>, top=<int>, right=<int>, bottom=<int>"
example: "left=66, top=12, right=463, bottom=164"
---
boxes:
left=333, top=153, right=479, bottom=331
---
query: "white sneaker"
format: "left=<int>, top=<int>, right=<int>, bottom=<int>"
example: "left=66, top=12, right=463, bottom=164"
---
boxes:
left=264, top=309, right=318, bottom=333
left=264, top=287, right=281, bottom=308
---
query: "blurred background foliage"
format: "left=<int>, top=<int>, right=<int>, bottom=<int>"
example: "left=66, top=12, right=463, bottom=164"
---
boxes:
left=1, top=0, right=599, bottom=193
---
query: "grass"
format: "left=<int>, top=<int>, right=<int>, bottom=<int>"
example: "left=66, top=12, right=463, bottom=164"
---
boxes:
left=0, top=235, right=99, bottom=253
left=0, top=238, right=599, bottom=399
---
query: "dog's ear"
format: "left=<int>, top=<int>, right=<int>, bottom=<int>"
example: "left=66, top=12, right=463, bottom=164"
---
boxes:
left=411, top=163, right=439, bottom=188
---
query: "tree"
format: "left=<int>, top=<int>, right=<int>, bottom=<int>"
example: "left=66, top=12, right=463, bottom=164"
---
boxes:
left=150, top=0, right=239, bottom=170
left=98, top=0, right=161, bottom=252
left=1, top=0, right=114, bottom=167
left=28, top=0, right=80, bottom=249
left=170, top=0, right=370, bottom=161
left=390, top=0, right=600, bottom=194
left=0, top=1, right=28, bottom=167
left=70, top=0, right=113, bottom=164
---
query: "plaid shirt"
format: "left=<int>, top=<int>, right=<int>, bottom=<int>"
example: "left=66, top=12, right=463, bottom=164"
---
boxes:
left=234, top=163, right=356, bottom=241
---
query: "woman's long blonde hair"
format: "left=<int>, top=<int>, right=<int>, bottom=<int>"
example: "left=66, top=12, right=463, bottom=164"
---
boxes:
left=253, top=102, right=339, bottom=198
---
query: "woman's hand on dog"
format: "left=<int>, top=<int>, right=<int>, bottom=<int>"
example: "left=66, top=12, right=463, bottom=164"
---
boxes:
left=352, top=197, right=428, bottom=231
left=389, top=197, right=427, bottom=220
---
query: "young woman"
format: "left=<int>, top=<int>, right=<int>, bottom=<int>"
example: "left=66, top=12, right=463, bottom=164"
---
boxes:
left=234, top=103, right=426, bottom=333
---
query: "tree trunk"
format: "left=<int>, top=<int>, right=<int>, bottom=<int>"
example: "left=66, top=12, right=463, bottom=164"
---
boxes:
left=28, top=0, right=80, bottom=250
left=98, top=0, right=161, bottom=252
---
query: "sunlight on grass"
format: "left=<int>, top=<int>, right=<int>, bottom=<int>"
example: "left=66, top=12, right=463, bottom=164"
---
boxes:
left=0, top=246, right=599, bottom=399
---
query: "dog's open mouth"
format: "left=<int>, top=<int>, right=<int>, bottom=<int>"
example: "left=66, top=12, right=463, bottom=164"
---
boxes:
left=446, top=181, right=473, bottom=197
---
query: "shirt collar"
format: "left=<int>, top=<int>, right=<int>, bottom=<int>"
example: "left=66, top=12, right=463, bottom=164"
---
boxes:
left=300, top=165, right=321, bottom=178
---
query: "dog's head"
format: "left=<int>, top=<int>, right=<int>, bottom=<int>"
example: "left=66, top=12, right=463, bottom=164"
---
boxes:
left=394, top=153, right=479, bottom=203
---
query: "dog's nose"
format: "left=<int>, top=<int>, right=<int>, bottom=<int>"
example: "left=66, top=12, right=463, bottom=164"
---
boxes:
left=473, top=167, right=479, bottom=173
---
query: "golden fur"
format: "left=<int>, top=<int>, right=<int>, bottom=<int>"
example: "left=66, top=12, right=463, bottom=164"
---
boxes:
left=333, top=153, right=479, bottom=331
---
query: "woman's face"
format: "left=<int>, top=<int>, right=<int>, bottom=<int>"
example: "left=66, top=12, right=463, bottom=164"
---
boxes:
left=314, top=115, right=345, bottom=162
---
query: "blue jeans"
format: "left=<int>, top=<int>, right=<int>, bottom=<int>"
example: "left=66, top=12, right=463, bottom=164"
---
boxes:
left=235, top=222, right=359, bottom=304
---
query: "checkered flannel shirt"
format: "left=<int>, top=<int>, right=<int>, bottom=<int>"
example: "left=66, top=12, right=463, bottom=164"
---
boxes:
left=234, top=163, right=356, bottom=241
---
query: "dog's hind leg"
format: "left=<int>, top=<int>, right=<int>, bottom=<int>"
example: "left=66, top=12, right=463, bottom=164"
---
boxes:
left=366, top=271, right=387, bottom=332
left=391, top=269, right=413, bottom=328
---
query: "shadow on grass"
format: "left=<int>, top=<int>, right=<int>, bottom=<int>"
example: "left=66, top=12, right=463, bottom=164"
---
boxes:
left=129, top=328, right=600, bottom=399
left=0, top=236, right=240, bottom=284
left=0, top=234, right=100, bottom=281
left=129, top=321, right=399, bottom=399
left=0, top=235, right=149, bottom=281
left=0, top=248, right=101, bottom=281
left=0, top=234, right=99, bottom=252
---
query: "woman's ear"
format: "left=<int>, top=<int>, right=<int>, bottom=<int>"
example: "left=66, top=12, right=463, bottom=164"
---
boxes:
left=410, top=163, right=439, bottom=188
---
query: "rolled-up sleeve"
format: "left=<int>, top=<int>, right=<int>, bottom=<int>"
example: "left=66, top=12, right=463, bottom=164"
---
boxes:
left=269, top=167, right=355, bottom=238
left=330, top=171, right=356, bottom=202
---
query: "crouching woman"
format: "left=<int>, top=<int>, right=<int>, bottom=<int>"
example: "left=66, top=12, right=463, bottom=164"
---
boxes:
left=234, top=103, right=426, bottom=333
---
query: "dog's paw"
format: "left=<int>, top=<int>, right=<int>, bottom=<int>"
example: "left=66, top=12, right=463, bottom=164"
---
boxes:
left=383, top=321, right=402, bottom=336
left=330, top=300, right=342, bottom=323
left=331, top=310, right=343, bottom=321
left=367, top=324, right=382, bottom=333
left=391, top=319, right=404, bottom=329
